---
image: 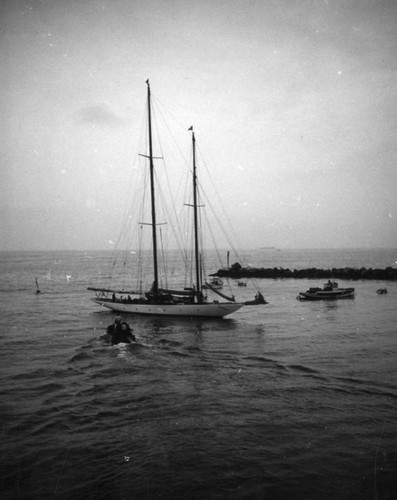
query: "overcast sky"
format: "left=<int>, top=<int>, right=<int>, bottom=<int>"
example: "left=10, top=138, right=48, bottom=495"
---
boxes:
left=1, top=0, right=396, bottom=250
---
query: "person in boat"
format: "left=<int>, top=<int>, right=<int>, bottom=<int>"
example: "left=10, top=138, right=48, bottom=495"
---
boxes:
left=115, top=321, right=136, bottom=344
left=255, top=292, right=267, bottom=304
left=244, top=292, right=268, bottom=305
left=324, top=280, right=336, bottom=291
left=103, top=317, right=136, bottom=345
left=101, top=318, right=120, bottom=343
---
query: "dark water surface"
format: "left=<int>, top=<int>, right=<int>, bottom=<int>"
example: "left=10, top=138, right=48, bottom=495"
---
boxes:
left=1, top=249, right=396, bottom=499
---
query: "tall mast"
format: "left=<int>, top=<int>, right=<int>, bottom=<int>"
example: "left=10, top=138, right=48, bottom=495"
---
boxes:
left=191, top=128, right=202, bottom=302
left=146, top=79, right=159, bottom=295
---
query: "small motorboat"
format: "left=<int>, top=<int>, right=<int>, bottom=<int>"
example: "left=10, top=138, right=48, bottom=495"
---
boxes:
left=376, top=288, right=388, bottom=295
left=298, top=280, right=355, bottom=301
left=237, top=280, right=247, bottom=287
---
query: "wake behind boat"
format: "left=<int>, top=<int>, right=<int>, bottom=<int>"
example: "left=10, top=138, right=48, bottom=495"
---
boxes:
left=298, top=280, right=355, bottom=301
left=88, top=81, right=266, bottom=318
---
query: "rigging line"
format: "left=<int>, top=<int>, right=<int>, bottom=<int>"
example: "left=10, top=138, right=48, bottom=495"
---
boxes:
left=108, top=102, right=149, bottom=270
left=150, top=108, right=191, bottom=265
left=188, top=150, right=233, bottom=293
left=198, top=192, right=224, bottom=267
left=138, top=164, right=175, bottom=291
left=200, top=205, right=235, bottom=297
left=134, top=162, right=151, bottom=291
left=108, top=187, right=141, bottom=282
left=153, top=167, right=189, bottom=268
left=188, top=228, right=195, bottom=286
left=152, top=93, right=194, bottom=154
left=180, top=148, right=194, bottom=267
left=159, top=228, right=166, bottom=289
left=198, top=174, right=247, bottom=271
left=151, top=96, right=191, bottom=169
left=111, top=156, right=149, bottom=287
left=152, top=98, right=193, bottom=221
left=196, top=143, right=247, bottom=255
left=197, top=178, right=236, bottom=253
left=151, top=102, right=190, bottom=249
left=196, top=169, right=263, bottom=293
left=128, top=104, right=161, bottom=292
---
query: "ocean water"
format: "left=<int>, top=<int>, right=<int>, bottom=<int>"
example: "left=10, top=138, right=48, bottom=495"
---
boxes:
left=0, top=249, right=396, bottom=500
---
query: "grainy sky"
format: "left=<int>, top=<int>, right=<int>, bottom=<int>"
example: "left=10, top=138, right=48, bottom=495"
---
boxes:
left=1, top=0, right=396, bottom=250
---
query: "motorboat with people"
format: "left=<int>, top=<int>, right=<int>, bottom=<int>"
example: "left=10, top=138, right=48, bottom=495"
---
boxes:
left=298, top=280, right=355, bottom=301
left=101, top=317, right=136, bottom=345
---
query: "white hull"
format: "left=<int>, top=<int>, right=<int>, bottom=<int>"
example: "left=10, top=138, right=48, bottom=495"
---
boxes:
left=298, top=290, right=354, bottom=300
left=92, top=299, right=244, bottom=317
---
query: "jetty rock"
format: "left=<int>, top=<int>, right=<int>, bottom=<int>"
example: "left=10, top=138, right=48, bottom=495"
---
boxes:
left=214, top=263, right=397, bottom=281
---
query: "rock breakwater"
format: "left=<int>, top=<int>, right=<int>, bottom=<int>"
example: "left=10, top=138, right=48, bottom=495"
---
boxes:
left=215, top=263, right=397, bottom=280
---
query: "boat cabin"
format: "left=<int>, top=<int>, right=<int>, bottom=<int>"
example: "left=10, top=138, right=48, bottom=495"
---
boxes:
left=324, top=280, right=338, bottom=291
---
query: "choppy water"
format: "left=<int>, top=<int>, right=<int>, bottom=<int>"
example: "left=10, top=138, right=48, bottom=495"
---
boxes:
left=1, top=249, right=396, bottom=499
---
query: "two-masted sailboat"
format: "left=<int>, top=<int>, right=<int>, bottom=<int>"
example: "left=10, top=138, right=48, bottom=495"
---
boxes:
left=88, top=80, right=266, bottom=317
